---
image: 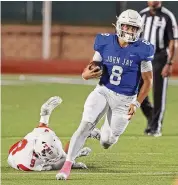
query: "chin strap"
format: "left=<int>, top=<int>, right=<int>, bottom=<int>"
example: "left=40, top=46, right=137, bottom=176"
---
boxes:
left=112, top=23, right=116, bottom=28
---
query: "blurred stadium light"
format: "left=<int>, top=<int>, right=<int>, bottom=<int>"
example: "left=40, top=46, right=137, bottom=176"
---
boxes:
left=1, top=1, right=178, bottom=75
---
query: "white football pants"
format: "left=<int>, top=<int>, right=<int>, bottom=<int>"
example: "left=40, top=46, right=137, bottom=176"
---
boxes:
left=66, top=85, right=137, bottom=161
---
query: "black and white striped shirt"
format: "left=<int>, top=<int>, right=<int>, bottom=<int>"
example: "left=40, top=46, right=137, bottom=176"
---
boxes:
left=140, top=6, right=178, bottom=53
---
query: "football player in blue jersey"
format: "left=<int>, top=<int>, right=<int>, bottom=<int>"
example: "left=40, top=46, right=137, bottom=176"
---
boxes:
left=56, top=9, right=155, bottom=180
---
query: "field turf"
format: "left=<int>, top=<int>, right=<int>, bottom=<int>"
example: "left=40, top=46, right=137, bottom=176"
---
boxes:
left=1, top=75, right=178, bottom=185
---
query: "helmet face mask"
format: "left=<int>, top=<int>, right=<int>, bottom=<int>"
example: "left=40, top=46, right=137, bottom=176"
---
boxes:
left=116, top=9, right=143, bottom=42
left=34, top=132, right=59, bottom=161
left=36, top=143, right=56, bottom=161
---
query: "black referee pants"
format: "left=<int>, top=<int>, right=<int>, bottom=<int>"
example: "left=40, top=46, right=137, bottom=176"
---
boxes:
left=138, top=51, right=168, bottom=132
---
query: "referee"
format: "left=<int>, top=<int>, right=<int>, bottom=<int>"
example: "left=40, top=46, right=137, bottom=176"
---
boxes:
left=139, top=1, right=178, bottom=136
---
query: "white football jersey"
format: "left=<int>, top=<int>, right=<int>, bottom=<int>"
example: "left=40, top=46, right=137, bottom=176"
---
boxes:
left=8, top=127, right=66, bottom=171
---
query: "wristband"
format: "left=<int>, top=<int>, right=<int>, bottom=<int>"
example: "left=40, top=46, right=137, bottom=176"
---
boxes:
left=132, top=100, right=141, bottom=108
left=167, top=61, right=173, bottom=65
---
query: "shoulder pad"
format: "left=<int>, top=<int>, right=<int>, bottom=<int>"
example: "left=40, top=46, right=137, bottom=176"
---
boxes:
left=94, top=33, right=113, bottom=52
left=139, top=39, right=155, bottom=61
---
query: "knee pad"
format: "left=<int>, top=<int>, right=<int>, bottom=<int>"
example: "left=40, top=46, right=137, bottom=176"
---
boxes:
left=100, top=134, right=119, bottom=149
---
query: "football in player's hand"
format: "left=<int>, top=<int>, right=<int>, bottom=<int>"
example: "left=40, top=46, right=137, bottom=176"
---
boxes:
left=89, top=61, right=103, bottom=72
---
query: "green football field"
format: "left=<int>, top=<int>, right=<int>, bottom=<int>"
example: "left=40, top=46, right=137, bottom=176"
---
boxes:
left=1, top=75, right=178, bottom=185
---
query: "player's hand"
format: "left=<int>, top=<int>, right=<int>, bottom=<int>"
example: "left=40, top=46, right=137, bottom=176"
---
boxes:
left=161, top=64, right=172, bottom=77
left=82, top=65, right=102, bottom=80
left=42, top=165, right=53, bottom=171
left=45, top=156, right=61, bottom=165
left=128, top=104, right=137, bottom=120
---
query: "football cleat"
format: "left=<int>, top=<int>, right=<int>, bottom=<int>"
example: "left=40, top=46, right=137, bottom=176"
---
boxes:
left=88, top=128, right=101, bottom=140
left=72, top=162, right=88, bottom=169
left=56, top=161, right=72, bottom=180
left=40, top=96, right=62, bottom=116
left=56, top=172, right=68, bottom=180
left=146, top=130, right=162, bottom=137
left=151, top=131, right=162, bottom=137
left=144, top=128, right=152, bottom=135
left=76, top=147, right=91, bottom=158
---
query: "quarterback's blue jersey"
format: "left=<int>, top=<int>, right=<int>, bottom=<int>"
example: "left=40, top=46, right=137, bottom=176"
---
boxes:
left=94, top=33, right=155, bottom=96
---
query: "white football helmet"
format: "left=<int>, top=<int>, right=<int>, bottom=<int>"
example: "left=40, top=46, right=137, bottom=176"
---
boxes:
left=115, top=9, right=143, bottom=42
left=34, top=132, right=59, bottom=161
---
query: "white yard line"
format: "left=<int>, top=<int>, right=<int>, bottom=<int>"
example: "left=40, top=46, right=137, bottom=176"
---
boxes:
left=2, top=135, right=177, bottom=140
left=1, top=76, right=98, bottom=86
left=1, top=137, right=71, bottom=140
left=1, top=80, right=28, bottom=86
left=1, top=75, right=178, bottom=86
left=95, top=152, right=164, bottom=155
left=1, top=152, right=164, bottom=156
left=2, top=172, right=178, bottom=176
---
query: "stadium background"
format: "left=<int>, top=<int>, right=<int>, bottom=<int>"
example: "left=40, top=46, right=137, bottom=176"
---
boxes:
left=1, top=1, right=178, bottom=185
left=1, top=1, right=178, bottom=75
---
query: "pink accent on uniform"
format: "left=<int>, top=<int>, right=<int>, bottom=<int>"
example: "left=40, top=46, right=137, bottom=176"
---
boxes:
left=59, top=161, right=73, bottom=179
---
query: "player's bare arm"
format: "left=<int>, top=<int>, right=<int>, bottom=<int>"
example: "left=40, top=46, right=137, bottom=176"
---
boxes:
left=137, top=70, right=153, bottom=104
left=128, top=70, right=153, bottom=119
left=162, top=9, right=178, bottom=78
left=162, top=40, right=177, bottom=77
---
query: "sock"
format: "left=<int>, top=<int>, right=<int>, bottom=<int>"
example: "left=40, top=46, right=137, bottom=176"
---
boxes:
left=60, top=161, right=73, bottom=176
left=39, top=115, right=50, bottom=125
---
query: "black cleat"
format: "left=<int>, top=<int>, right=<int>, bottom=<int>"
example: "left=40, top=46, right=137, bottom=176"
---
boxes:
left=145, top=130, right=162, bottom=137
left=144, top=128, right=152, bottom=135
